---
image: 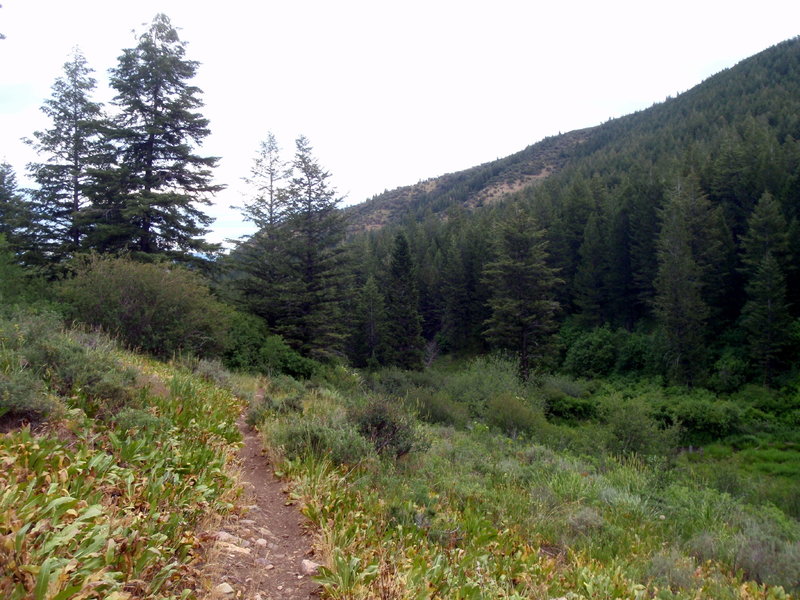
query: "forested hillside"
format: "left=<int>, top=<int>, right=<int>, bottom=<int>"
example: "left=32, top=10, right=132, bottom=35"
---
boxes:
left=336, top=36, right=800, bottom=388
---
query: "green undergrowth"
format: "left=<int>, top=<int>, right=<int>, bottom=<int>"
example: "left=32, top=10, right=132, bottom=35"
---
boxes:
left=0, top=309, right=244, bottom=599
left=253, top=364, right=799, bottom=599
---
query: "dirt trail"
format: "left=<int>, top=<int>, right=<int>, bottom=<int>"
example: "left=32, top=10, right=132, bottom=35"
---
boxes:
left=199, top=414, right=321, bottom=600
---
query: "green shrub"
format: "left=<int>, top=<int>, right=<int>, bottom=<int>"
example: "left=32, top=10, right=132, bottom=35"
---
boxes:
left=222, top=312, right=320, bottom=379
left=603, top=396, right=681, bottom=455
left=265, top=417, right=374, bottom=466
left=615, top=330, right=666, bottom=375
left=412, top=388, right=469, bottom=428
left=658, top=391, right=743, bottom=443
left=563, top=326, right=618, bottom=378
left=0, top=368, right=60, bottom=423
left=540, top=375, right=595, bottom=421
left=486, top=392, right=544, bottom=438
left=259, top=335, right=319, bottom=379
left=707, top=349, right=749, bottom=393
left=59, top=255, right=230, bottom=358
left=115, top=408, right=173, bottom=437
left=350, top=397, right=421, bottom=458
left=441, top=354, right=531, bottom=418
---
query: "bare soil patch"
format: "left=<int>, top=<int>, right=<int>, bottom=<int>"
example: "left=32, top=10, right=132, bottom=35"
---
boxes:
left=199, top=414, right=320, bottom=600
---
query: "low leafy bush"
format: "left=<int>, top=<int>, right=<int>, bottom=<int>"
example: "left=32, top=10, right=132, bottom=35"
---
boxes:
left=540, top=375, right=595, bottom=421
left=264, top=416, right=374, bottom=466
left=614, top=329, right=666, bottom=375
left=657, top=390, right=743, bottom=443
left=602, top=395, right=682, bottom=455
left=563, top=326, right=618, bottom=378
left=60, top=255, right=230, bottom=358
left=0, top=368, right=59, bottom=422
left=350, top=397, right=421, bottom=458
left=411, top=388, right=469, bottom=427
left=441, top=354, right=531, bottom=418
left=486, top=392, right=544, bottom=438
left=707, top=349, right=749, bottom=393
left=223, top=311, right=319, bottom=378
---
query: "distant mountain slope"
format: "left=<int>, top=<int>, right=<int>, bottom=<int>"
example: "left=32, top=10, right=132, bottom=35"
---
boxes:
left=345, top=128, right=595, bottom=231
left=345, top=36, right=800, bottom=232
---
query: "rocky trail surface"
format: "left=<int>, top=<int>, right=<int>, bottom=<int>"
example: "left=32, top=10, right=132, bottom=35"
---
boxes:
left=200, top=414, right=321, bottom=600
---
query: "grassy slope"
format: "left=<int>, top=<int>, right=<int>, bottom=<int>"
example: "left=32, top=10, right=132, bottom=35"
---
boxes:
left=252, top=366, right=799, bottom=600
left=0, top=311, right=247, bottom=599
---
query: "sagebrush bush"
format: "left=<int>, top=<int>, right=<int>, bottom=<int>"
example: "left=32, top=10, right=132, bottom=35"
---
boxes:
left=60, top=255, right=230, bottom=358
left=264, top=416, right=374, bottom=466
left=486, top=392, right=544, bottom=438
left=603, top=396, right=681, bottom=455
left=350, top=397, right=421, bottom=458
left=0, top=310, right=135, bottom=419
left=0, top=368, right=60, bottom=422
left=412, top=388, right=469, bottom=428
left=115, top=408, right=173, bottom=437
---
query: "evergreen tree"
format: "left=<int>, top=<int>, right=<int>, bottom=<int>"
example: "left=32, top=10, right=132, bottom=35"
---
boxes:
left=652, top=180, right=714, bottom=384
left=573, top=210, right=609, bottom=325
left=740, top=191, right=790, bottom=277
left=276, top=136, right=348, bottom=359
left=90, top=13, right=222, bottom=260
left=240, top=131, right=289, bottom=230
left=0, top=163, right=35, bottom=260
left=383, top=232, right=425, bottom=369
left=233, top=133, right=290, bottom=328
left=348, top=275, right=386, bottom=368
left=739, top=252, right=791, bottom=385
left=482, top=208, right=561, bottom=381
left=26, top=49, right=111, bottom=261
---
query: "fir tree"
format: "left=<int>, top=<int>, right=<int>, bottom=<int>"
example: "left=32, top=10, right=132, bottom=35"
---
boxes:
left=652, top=180, right=714, bottom=384
left=233, top=133, right=290, bottom=329
left=482, top=208, right=561, bottom=381
left=740, top=252, right=791, bottom=385
left=26, top=49, right=111, bottom=261
left=91, top=13, right=222, bottom=260
left=349, top=275, right=386, bottom=368
left=383, top=232, right=425, bottom=369
left=276, top=136, right=348, bottom=359
left=740, top=191, right=790, bottom=277
left=573, top=211, right=609, bottom=325
left=0, top=163, right=35, bottom=260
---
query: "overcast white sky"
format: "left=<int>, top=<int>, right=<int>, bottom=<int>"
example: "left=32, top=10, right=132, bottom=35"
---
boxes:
left=1, top=1, right=798, bottom=243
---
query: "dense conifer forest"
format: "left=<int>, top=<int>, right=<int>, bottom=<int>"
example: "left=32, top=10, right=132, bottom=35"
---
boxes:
left=3, top=15, right=800, bottom=598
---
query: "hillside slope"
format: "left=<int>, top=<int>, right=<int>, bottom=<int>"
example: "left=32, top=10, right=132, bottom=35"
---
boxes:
left=346, top=36, right=800, bottom=232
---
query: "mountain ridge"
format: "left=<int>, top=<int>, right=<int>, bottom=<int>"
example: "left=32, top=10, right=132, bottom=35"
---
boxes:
left=344, top=36, right=800, bottom=233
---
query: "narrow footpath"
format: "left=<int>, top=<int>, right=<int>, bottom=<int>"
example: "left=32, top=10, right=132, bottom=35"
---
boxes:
left=200, top=414, right=321, bottom=600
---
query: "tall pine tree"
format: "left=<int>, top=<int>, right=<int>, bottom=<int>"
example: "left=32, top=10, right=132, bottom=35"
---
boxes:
left=0, top=163, right=36, bottom=261
left=91, top=13, right=222, bottom=261
left=275, top=136, right=348, bottom=359
left=383, top=232, right=425, bottom=369
left=233, top=133, right=290, bottom=328
left=740, top=252, right=791, bottom=385
left=482, top=208, right=561, bottom=381
left=26, top=49, right=111, bottom=262
left=652, top=179, right=719, bottom=384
